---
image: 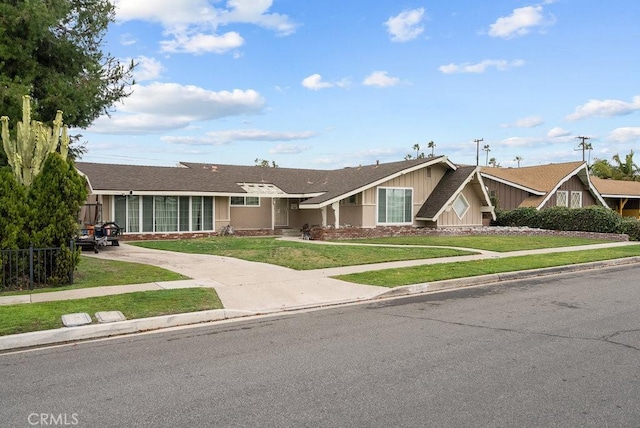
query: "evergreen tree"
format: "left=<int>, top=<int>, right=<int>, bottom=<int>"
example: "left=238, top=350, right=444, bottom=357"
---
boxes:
left=0, top=167, right=27, bottom=249
left=0, top=0, right=135, bottom=164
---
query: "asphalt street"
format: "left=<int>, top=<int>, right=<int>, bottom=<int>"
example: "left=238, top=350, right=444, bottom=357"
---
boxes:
left=2, top=265, right=639, bottom=427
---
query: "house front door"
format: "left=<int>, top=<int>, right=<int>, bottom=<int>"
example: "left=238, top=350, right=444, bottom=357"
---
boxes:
left=274, top=198, right=289, bottom=227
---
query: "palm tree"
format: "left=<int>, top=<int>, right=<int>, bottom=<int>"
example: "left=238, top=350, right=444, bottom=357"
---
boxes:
left=514, top=156, right=523, bottom=167
left=482, top=144, right=491, bottom=166
left=427, top=140, right=436, bottom=157
left=591, top=151, right=640, bottom=181
left=413, top=143, right=420, bottom=159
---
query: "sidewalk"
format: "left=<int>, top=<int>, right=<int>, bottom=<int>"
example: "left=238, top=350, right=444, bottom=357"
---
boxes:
left=1, top=240, right=639, bottom=351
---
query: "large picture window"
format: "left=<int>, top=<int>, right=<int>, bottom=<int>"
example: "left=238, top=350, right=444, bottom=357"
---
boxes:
left=114, top=195, right=215, bottom=233
left=378, top=187, right=413, bottom=224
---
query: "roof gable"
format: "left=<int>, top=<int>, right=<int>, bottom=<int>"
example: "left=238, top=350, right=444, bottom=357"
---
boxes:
left=416, top=166, right=481, bottom=220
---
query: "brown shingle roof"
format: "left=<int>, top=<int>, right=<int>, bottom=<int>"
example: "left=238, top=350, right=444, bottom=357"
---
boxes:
left=76, top=157, right=449, bottom=205
left=591, top=176, right=640, bottom=198
left=416, top=166, right=478, bottom=219
left=480, top=161, right=585, bottom=193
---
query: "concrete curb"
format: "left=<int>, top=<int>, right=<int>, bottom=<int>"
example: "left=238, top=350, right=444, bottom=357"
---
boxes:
left=2, top=257, right=640, bottom=352
left=375, top=257, right=640, bottom=298
left=0, top=309, right=255, bottom=352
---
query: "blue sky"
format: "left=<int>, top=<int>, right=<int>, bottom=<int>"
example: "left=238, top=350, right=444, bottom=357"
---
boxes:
left=81, top=0, right=640, bottom=169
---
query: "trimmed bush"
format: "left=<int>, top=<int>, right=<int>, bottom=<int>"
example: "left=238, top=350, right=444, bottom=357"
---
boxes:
left=495, top=206, right=625, bottom=235
left=619, top=218, right=640, bottom=241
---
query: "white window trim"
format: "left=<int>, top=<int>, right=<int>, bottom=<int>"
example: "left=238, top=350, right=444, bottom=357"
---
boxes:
left=556, top=190, right=568, bottom=207
left=452, top=193, right=470, bottom=219
left=377, top=187, right=413, bottom=225
left=230, top=196, right=261, bottom=207
left=570, top=191, right=583, bottom=208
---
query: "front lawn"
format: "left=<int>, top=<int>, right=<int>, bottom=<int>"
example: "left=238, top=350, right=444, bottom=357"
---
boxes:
left=335, top=245, right=640, bottom=287
left=0, top=288, right=223, bottom=336
left=131, top=237, right=476, bottom=270
left=339, top=235, right=615, bottom=252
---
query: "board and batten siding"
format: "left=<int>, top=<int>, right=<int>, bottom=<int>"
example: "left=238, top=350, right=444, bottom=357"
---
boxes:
left=367, top=164, right=448, bottom=227
left=484, top=177, right=531, bottom=211
left=541, top=176, right=597, bottom=209
left=436, top=185, right=484, bottom=227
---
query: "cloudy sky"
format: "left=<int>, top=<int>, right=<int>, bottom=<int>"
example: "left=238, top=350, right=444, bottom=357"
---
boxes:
left=81, top=0, right=640, bottom=169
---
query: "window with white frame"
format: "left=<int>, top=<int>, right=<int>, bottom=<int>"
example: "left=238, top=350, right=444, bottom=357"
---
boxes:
left=570, top=191, right=583, bottom=208
left=556, top=190, right=568, bottom=207
left=452, top=194, right=470, bottom=219
left=114, top=195, right=214, bottom=233
left=230, top=196, right=260, bottom=206
left=377, top=187, right=413, bottom=224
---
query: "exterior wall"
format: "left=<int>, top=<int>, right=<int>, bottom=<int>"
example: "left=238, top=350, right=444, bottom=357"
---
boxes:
left=436, top=185, right=484, bottom=227
left=372, top=164, right=447, bottom=227
left=484, top=177, right=531, bottom=211
left=229, top=197, right=272, bottom=229
left=541, top=176, right=597, bottom=209
left=215, top=196, right=230, bottom=232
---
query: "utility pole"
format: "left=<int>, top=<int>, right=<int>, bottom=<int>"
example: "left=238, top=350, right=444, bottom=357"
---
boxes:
left=576, top=136, right=590, bottom=162
left=474, top=138, right=483, bottom=166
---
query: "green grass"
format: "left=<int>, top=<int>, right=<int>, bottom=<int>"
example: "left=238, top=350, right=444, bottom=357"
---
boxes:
left=335, top=245, right=640, bottom=287
left=131, top=237, right=476, bottom=270
left=0, top=288, right=223, bottom=336
left=339, top=235, right=615, bottom=252
left=1, top=256, right=188, bottom=296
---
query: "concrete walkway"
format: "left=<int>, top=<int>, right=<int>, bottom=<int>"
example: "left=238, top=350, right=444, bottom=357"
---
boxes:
left=2, top=239, right=640, bottom=351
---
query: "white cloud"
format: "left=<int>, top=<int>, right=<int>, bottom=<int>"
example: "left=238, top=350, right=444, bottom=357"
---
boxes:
left=498, top=136, right=538, bottom=147
left=501, top=116, right=544, bottom=128
left=113, top=0, right=296, bottom=55
left=362, top=71, right=400, bottom=87
left=160, top=31, right=244, bottom=54
left=547, top=127, right=571, bottom=138
left=439, top=59, right=525, bottom=74
left=607, top=127, right=640, bottom=143
left=488, top=5, right=554, bottom=39
left=301, top=74, right=349, bottom=91
left=133, top=56, right=165, bottom=81
left=385, top=8, right=425, bottom=42
left=88, top=83, right=265, bottom=134
left=268, top=143, right=312, bottom=154
left=566, top=96, right=640, bottom=120
left=163, top=130, right=317, bottom=146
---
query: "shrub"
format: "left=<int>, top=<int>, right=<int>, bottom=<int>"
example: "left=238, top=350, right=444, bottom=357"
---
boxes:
left=495, top=205, right=625, bottom=235
left=618, top=218, right=640, bottom=241
left=0, top=167, right=27, bottom=249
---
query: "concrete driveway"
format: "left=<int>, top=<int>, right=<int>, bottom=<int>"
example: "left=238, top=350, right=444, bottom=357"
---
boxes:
left=89, top=243, right=389, bottom=312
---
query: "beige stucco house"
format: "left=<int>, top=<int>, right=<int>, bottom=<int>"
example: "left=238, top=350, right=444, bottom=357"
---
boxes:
left=76, top=156, right=495, bottom=238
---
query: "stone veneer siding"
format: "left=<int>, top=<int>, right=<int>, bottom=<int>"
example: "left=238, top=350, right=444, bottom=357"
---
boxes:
left=311, top=226, right=629, bottom=242
left=120, top=226, right=628, bottom=242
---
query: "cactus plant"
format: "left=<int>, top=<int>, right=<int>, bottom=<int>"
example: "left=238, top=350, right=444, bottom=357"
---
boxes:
left=1, top=95, right=70, bottom=186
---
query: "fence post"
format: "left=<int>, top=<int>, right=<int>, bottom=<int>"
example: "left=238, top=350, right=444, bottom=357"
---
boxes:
left=29, top=245, right=34, bottom=290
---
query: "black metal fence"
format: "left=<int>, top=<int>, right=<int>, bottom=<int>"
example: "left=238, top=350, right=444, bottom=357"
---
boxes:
left=1, top=243, right=75, bottom=291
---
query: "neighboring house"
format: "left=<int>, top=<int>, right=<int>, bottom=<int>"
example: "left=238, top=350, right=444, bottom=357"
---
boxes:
left=591, top=177, right=640, bottom=218
left=480, top=161, right=607, bottom=211
left=75, top=156, right=495, bottom=238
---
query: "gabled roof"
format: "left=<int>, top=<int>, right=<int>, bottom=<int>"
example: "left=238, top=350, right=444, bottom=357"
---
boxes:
left=416, top=166, right=494, bottom=221
left=591, top=176, right=640, bottom=199
left=480, top=161, right=607, bottom=209
left=76, top=156, right=454, bottom=208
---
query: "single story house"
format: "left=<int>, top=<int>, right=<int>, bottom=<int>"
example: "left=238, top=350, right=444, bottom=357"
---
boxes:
left=75, top=156, right=495, bottom=238
left=591, top=177, right=640, bottom=218
left=480, top=161, right=607, bottom=211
